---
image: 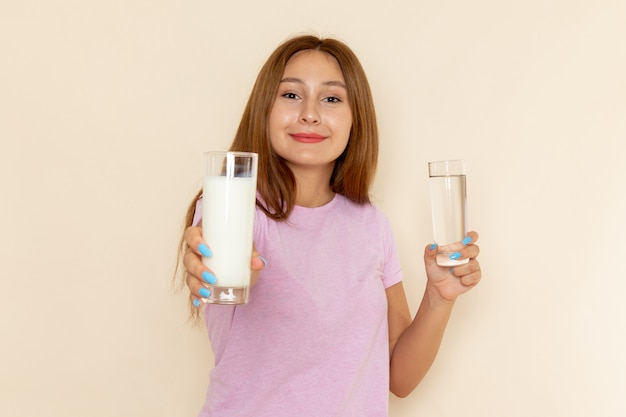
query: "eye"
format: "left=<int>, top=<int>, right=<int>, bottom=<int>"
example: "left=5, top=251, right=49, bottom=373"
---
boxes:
left=281, top=92, right=300, bottom=100
left=323, top=96, right=343, bottom=103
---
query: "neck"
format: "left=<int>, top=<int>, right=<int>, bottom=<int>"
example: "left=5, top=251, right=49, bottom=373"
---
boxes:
left=296, top=186, right=335, bottom=208
left=289, top=163, right=335, bottom=208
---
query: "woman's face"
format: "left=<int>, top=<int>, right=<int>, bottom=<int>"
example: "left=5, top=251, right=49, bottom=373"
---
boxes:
left=269, top=50, right=352, bottom=175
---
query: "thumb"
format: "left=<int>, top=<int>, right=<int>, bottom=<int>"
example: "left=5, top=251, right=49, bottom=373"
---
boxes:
left=250, top=245, right=266, bottom=288
left=251, top=244, right=267, bottom=272
left=424, top=243, right=439, bottom=266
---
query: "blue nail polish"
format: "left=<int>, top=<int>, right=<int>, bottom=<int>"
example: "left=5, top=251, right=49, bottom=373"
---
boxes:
left=462, top=236, right=472, bottom=245
left=450, top=252, right=462, bottom=260
left=258, top=256, right=267, bottom=267
left=429, top=243, right=438, bottom=250
left=449, top=268, right=455, bottom=274
left=202, top=271, right=217, bottom=285
left=198, top=243, right=212, bottom=257
left=199, top=287, right=211, bottom=298
left=193, top=299, right=201, bottom=308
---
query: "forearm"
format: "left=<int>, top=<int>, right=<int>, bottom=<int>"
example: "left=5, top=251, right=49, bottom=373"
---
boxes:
left=389, top=285, right=455, bottom=397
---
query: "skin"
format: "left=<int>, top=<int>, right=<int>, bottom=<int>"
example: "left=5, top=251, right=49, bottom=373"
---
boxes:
left=269, top=49, right=352, bottom=207
left=183, top=50, right=482, bottom=398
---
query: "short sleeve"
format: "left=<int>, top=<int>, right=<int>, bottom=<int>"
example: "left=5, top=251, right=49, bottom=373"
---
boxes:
left=379, top=211, right=404, bottom=289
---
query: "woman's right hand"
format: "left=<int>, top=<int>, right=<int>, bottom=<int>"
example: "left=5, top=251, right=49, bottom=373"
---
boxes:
left=183, top=226, right=215, bottom=307
left=182, top=226, right=266, bottom=307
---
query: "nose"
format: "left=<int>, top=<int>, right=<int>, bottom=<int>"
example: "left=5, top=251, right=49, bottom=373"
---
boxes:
left=300, top=100, right=320, bottom=125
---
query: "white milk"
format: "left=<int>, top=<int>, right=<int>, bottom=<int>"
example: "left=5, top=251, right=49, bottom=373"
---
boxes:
left=202, top=176, right=256, bottom=287
left=429, top=175, right=469, bottom=266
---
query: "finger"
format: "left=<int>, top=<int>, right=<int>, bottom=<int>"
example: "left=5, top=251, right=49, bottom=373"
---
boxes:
left=250, top=242, right=267, bottom=272
left=187, top=277, right=214, bottom=308
left=450, top=243, right=480, bottom=264
left=451, top=259, right=482, bottom=286
left=464, top=243, right=480, bottom=259
left=463, top=231, right=480, bottom=246
left=450, top=257, right=479, bottom=274
left=183, top=226, right=212, bottom=257
left=460, top=268, right=482, bottom=286
left=423, top=243, right=439, bottom=266
left=251, top=254, right=267, bottom=272
left=185, top=267, right=211, bottom=300
left=183, top=246, right=217, bottom=286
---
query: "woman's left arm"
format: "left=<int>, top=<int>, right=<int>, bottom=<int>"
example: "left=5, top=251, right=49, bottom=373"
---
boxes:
left=387, top=231, right=481, bottom=398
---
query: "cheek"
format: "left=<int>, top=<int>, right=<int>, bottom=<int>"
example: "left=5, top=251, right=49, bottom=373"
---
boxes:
left=268, top=110, right=282, bottom=141
left=269, top=105, right=293, bottom=133
left=331, top=112, right=353, bottom=142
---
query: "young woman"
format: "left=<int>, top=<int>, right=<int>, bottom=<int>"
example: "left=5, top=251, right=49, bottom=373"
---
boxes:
left=177, top=35, right=482, bottom=416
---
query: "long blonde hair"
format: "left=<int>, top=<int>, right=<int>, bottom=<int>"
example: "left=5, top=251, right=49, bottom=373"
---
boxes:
left=175, top=35, right=379, bottom=317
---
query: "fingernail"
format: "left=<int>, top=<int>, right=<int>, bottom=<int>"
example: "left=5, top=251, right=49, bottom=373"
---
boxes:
left=258, top=256, right=267, bottom=267
left=429, top=243, right=438, bottom=250
left=198, top=243, right=212, bottom=257
left=199, top=287, right=211, bottom=298
left=201, top=271, right=217, bottom=285
left=462, top=236, right=472, bottom=245
left=450, top=252, right=462, bottom=260
left=193, top=299, right=201, bottom=308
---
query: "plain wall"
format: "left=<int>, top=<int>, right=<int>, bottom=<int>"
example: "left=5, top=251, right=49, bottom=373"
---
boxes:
left=1, top=1, right=625, bottom=416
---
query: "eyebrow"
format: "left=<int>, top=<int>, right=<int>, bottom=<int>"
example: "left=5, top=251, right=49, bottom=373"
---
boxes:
left=279, top=77, right=347, bottom=89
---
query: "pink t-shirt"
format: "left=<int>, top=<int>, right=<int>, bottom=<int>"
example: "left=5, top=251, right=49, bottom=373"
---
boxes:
left=195, top=194, right=403, bottom=417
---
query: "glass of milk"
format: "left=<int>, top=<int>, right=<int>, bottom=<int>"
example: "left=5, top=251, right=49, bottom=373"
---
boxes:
left=428, top=160, right=469, bottom=267
left=202, top=151, right=258, bottom=304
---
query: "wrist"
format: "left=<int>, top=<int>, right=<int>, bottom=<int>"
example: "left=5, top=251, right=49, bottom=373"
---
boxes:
left=425, top=282, right=457, bottom=309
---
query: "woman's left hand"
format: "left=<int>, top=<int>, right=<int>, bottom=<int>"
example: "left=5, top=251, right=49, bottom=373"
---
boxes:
left=424, top=231, right=482, bottom=303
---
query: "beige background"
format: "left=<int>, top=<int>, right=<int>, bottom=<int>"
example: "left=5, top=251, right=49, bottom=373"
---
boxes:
left=1, top=0, right=625, bottom=416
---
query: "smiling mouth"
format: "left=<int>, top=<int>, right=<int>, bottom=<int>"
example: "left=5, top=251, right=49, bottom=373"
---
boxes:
left=290, top=133, right=327, bottom=143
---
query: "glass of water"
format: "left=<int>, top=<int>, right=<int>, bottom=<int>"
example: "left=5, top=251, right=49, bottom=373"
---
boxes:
left=428, top=160, right=469, bottom=267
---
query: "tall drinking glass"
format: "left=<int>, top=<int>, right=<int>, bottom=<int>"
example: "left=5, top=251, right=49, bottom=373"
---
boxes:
left=428, top=160, right=469, bottom=267
left=202, top=151, right=258, bottom=304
